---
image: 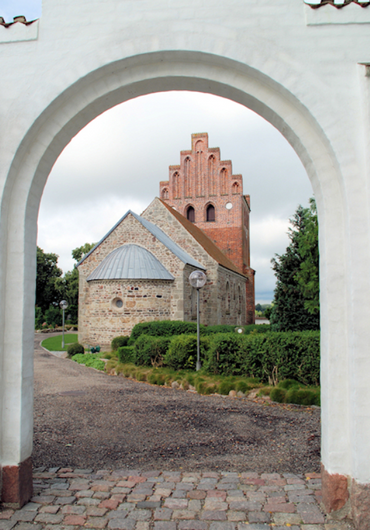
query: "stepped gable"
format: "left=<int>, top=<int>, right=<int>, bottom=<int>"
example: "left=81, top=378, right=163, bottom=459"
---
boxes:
left=158, top=198, right=246, bottom=278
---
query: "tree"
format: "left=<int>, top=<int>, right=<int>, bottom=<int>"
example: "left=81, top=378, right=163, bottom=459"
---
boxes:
left=72, top=242, right=95, bottom=262
left=269, top=200, right=320, bottom=331
left=36, top=247, right=63, bottom=313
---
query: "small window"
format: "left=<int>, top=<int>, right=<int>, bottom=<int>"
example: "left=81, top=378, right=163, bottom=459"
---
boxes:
left=187, top=206, right=195, bottom=223
left=112, top=297, right=123, bottom=309
left=206, top=204, right=215, bottom=222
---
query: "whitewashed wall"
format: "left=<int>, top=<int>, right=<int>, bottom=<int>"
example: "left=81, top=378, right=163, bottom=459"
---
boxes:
left=0, top=0, right=369, bottom=517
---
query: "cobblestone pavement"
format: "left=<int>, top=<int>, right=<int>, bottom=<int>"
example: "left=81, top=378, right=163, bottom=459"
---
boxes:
left=0, top=467, right=353, bottom=530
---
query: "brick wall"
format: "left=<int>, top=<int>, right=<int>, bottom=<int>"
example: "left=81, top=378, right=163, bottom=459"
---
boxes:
left=159, top=133, right=254, bottom=323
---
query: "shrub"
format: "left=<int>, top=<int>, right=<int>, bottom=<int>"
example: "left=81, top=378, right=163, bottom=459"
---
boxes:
left=71, top=353, right=105, bottom=371
left=278, top=379, right=300, bottom=390
left=203, top=324, right=237, bottom=335
left=134, top=335, right=171, bottom=366
left=111, top=336, right=129, bottom=351
left=285, top=387, right=320, bottom=406
left=236, top=381, right=250, bottom=393
left=204, top=330, right=320, bottom=385
left=244, top=324, right=271, bottom=335
left=118, top=346, right=135, bottom=364
left=164, top=335, right=210, bottom=370
left=130, top=320, right=200, bottom=342
left=218, top=381, right=236, bottom=395
left=270, top=387, right=287, bottom=403
left=67, top=342, right=84, bottom=357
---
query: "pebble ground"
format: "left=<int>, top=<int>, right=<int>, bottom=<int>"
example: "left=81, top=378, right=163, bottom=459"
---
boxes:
left=0, top=467, right=353, bottom=530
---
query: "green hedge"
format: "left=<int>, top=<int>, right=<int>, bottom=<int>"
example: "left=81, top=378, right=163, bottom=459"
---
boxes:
left=118, top=345, right=135, bottom=364
left=111, top=336, right=129, bottom=351
left=164, top=334, right=211, bottom=370
left=204, top=331, right=320, bottom=385
left=134, top=335, right=171, bottom=366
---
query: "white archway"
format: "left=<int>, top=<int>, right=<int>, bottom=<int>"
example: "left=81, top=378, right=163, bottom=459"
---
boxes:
left=0, top=45, right=366, bottom=524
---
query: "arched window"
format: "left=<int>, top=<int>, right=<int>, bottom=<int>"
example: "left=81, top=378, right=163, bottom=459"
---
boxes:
left=162, top=188, right=169, bottom=200
left=238, top=285, right=242, bottom=314
left=173, top=171, right=180, bottom=199
left=232, top=182, right=239, bottom=194
left=220, top=167, right=228, bottom=195
left=191, top=288, right=197, bottom=320
left=206, top=204, right=215, bottom=222
left=226, top=282, right=230, bottom=315
left=195, top=140, right=204, bottom=196
left=184, top=157, right=191, bottom=197
left=208, top=155, right=216, bottom=195
left=187, top=206, right=195, bottom=223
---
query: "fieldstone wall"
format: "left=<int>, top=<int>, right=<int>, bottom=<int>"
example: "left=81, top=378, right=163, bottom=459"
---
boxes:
left=79, top=279, right=173, bottom=346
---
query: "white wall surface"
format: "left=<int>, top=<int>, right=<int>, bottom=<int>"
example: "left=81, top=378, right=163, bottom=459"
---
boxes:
left=0, top=0, right=370, bottom=485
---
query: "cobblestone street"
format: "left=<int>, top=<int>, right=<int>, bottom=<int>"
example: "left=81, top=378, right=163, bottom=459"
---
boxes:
left=0, top=467, right=352, bottom=530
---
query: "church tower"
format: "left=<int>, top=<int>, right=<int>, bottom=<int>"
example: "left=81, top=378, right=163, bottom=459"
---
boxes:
left=160, top=133, right=255, bottom=324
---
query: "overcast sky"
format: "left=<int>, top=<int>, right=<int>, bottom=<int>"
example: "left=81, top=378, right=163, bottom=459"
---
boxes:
left=2, top=0, right=313, bottom=304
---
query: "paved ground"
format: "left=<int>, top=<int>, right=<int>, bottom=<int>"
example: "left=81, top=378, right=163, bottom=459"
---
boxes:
left=0, top=467, right=352, bottom=530
left=0, top=334, right=352, bottom=529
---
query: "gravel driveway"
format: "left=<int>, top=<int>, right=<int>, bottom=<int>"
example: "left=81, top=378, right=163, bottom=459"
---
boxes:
left=33, top=333, right=321, bottom=473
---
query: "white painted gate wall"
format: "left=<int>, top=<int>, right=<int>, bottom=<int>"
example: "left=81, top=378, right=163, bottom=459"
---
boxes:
left=0, top=0, right=369, bottom=523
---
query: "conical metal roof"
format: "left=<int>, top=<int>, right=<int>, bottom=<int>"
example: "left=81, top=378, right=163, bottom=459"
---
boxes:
left=87, top=244, right=174, bottom=281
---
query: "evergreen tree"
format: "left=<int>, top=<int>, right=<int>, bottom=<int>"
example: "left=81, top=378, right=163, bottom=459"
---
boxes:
left=35, top=247, right=63, bottom=313
left=269, top=201, right=320, bottom=331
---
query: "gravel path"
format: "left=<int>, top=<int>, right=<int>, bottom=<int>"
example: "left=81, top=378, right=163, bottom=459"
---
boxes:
left=33, top=333, right=321, bottom=474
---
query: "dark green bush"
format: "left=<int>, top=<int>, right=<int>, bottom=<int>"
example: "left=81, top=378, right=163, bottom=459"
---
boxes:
left=134, top=335, right=171, bottom=366
left=270, top=387, right=287, bottom=402
left=278, top=379, right=300, bottom=390
left=205, top=330, right=320, bottom=385
left=203, top=324, right=238, bottom=335
left=236, top=381, right=250, bottom=393
left=218, top=381, right=236, bottom=395
left=164, top=334, right=210, bottom=370
left=67, top=342, right=84, bottom=357
left=285, top=388, right=320, bottom=406
left=111, top=336, right=129, bottom=351
left=244, top=324, right=271, bottom=334
left=130, top=320, right=200, bottom=342
left=118, top=346, right=135, bottom=364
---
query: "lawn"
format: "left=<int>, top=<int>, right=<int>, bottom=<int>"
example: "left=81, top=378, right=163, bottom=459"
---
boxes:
left=41, top=334, right=78, bottom=352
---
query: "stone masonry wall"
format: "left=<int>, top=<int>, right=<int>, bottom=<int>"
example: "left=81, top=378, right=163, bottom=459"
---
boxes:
left=80, top=279, right=172, bottom=346
left=78, top=213, right=187, bottom=345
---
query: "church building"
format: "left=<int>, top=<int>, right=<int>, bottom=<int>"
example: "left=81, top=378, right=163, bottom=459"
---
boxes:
left=77, top=134, right=254, bottom=346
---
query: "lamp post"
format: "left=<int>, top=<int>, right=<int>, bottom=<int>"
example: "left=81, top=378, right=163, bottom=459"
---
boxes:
left=59, top=300, right=69, bottom=349
left=189, top=270, right=207, bottom=371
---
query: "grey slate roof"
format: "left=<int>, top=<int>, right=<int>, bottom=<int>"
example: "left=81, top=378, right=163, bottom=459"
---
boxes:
left=78, top=210, right=205, bottom=270
left=87, top=244, right=174, bottom=281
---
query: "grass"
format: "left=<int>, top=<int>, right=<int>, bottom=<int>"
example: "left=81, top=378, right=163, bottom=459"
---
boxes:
left=41, top=333, right=79, bottom=351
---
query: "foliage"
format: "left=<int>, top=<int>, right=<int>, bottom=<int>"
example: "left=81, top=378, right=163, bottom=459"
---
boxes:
left=204, top=331, right=320, bottom=385
left=72, top=242, right=96, bottom=263
left=41, top=334, right=78, bottom=352
left=44, top=305, right=62, bottom=327
left=130, top=320, right=199, bottom=342
left=118, top=346, right=135, bottom=364
left=35, top=307, right=44, bottom=329
left=36, top=246, right=63, bottom=313
left=67, top=342, right=85, bottom=357
left=278, top=379, right=300, bottom=390
left=134, top=335, right=171, bottom=366
left=111, top=336, right=129, bottom=351
left=295, top=198, right=319, bottom=315
left=203, top=324, right=238, bottom=335
left=164, top=334, right=211, bottom=370
left=270, top=387, right=287, bottom=403
left=270, top=385, right=320, bottom=406
left=270, top=200, right=320, bottom=331
left=72, top=353, right=105, bottom=371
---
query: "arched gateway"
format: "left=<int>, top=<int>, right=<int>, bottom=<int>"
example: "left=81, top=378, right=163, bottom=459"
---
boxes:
left=1, top=0, right=369, bottom=526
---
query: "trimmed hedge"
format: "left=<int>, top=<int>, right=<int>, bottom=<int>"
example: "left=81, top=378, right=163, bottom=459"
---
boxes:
left=111, top=336, right=129, bottom=351
left=164, top=334, right=211, bottom=370
left=134, top=335, right=171, bottom=366
left=130, top=320, right=271, bottom=342
left=118, top=345, right=135, bottom=364
left=204, top=331, right=320, bottom=385
left=130, top=321, right=199, bottom=342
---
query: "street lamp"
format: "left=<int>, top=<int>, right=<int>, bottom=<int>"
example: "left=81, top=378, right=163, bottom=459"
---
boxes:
left=189, top=270, right=207, bottom=371
left=59, top=300, right=69, bottom=349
